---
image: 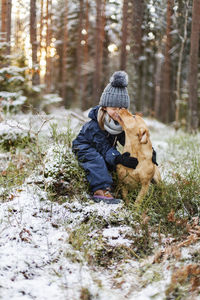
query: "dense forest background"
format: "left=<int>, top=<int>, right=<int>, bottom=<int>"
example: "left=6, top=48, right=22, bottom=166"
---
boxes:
left=0, top=0, right=200, bottom=131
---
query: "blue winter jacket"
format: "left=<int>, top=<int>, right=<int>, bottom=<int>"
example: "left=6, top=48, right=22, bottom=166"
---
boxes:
left=72, top=106, right=125, bottom=167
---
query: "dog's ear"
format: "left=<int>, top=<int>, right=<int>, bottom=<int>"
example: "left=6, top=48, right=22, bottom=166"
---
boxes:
left=138, top=127, right=149, bottom=144
left=135, top=112, right=143, bottom=117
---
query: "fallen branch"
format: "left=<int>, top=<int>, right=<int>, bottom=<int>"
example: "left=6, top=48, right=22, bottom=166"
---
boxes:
left=70, top=111, right=88, bottom=124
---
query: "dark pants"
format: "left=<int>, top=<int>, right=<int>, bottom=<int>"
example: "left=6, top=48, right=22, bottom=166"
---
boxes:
left=74, top=146, right=113, bottom=192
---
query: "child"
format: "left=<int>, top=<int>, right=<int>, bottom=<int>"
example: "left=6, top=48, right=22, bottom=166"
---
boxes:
left=72, top=70, right=140, bottom=204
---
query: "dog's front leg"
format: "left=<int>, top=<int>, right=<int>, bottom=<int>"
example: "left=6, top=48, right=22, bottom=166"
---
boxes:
left=134, top=181, right=150, bottom=207
left=121, top=186, right=129, bottom=205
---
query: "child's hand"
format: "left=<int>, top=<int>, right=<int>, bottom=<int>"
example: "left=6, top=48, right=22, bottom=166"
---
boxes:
left=115, top=152, right=138, bottom=169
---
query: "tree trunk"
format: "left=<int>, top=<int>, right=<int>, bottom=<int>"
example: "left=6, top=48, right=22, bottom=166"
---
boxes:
left=92, top=0, right=105, bottom=105
left=76, top=0, right=84, bottom=108
left=132, top=0, right=143, bottom=62
left=45, top=0, right=52, bottom=92
left=6, top=0, right=12, bottom=55
left=120, top=0, right=128, bottom=70
left=161, top=0, right=173, bottom=123
left=39, top=0, right=44, bottom=81
left=1, top=0, right=12, bottom=56
left=154, top=50, right=163, bottom=118
left=14, top=7, right=21, bottom=52
left=82, top=0, right=89, bottom=110
left=30, top=0, right=40, bottom=85
left=188, top=0, right=200, bottom=131
left=61, top=0, right=68, bottom=101
left=1, top=0, right=7, bottom=43
left=131, top=0, right=144, bottom=111
left=175, top=0, right=189, bottom=127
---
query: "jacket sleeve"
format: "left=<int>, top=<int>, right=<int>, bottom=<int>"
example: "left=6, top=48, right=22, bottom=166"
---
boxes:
left=83, top=121, right=121, bottom=166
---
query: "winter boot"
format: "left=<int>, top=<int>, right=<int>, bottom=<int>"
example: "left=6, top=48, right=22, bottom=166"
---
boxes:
left=93, top=189, right=121, bottom=204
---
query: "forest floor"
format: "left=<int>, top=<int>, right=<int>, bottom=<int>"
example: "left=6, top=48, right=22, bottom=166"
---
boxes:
left=0, top=107, right=200, bottom=300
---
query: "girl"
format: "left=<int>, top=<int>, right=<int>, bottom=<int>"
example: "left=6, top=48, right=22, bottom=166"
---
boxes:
left=72, top=71, right=139, bottom=204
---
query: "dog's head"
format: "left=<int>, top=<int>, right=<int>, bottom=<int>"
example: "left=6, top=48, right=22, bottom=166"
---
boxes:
left=117, top=108, right=150, bottom=144
left=117, top=108, right=135, bottom=130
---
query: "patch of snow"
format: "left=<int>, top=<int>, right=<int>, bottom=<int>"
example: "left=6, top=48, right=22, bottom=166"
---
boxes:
left=103, top=226, right=133, bottom=246
left=0, top=185, right=140, bottom=299
left=8, top=75, right=25, bottom=82
left=0, top=66, right=26, bottom=75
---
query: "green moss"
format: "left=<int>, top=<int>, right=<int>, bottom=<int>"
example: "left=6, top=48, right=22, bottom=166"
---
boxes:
left=0, top=132, right=35, bottom=151
left=0, top=150, right=41, bottom=202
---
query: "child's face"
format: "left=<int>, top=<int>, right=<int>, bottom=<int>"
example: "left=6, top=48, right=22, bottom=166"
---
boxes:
left=105, top=107, right=120, bottom=121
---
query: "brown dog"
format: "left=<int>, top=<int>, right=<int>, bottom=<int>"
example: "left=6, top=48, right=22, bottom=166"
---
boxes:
left=116, top=108, right=161, bottom=206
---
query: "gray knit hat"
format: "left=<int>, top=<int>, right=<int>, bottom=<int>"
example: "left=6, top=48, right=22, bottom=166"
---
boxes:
left=99, top=71, right=130, bottom=108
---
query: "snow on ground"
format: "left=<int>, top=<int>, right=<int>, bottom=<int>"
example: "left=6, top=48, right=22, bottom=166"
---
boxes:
left=0, top=107, right=199, bottom=300
left=0, top=186, right=68, bottom=300
left=0, top=185, right=139, bottom=300
left=0, top=183, right=174, bottom=300
left=0, top=185, right=101, bottom=299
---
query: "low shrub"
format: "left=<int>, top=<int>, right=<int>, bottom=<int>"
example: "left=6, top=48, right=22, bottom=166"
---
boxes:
left=0, top=123, right=35, bottom=151
left=44, top=145, right=89, bottom=200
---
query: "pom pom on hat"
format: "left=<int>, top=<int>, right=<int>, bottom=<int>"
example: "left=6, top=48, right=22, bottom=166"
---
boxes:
left=99, top=70, right=130, bottom=108
left=110, top=71, right=128, bottom=87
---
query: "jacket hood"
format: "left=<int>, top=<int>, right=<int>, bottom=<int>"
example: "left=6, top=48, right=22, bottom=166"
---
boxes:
left=88, top=105, right=100, bottom=121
